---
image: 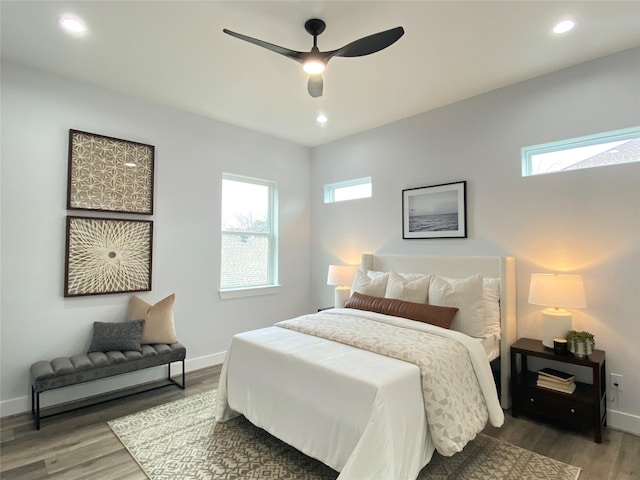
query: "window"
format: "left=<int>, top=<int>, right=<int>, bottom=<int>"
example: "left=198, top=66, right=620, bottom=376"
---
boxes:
left=220, top=174, right=277, bottom=295
left=324, top=177, right=372, bottom=203
left=522, top=126, right=640, bottom=176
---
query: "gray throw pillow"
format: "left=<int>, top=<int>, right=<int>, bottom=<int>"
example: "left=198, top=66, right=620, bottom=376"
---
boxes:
left=88, top=320, right=144, bottom=353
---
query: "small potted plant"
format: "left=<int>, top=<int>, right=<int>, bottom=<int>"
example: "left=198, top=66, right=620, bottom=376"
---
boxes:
left=566, top=330, right=595, bottom=358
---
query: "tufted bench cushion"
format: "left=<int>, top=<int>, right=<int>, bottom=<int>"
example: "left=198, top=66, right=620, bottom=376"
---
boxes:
left=31, top=343, right=186, bottom=392
left=30, top=342, right=186, bottom=429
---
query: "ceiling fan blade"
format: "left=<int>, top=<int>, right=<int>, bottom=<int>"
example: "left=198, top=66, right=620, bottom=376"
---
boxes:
left=308, top=75, right=323, bottom=98
left=223, top=28, right=306, bottom=62
left=329, top=26, right=404, bottom=59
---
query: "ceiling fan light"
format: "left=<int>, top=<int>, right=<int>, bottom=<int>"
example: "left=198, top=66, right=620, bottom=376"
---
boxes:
left=303, top=59, right=325, bottom=74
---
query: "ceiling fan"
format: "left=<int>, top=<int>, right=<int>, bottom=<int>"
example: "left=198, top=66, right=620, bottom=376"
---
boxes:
left=223, top=19, right=404, bottom=98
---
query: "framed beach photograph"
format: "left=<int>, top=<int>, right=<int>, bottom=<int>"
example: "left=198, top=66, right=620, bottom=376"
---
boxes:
left=64, top=216, right=153, bottom=297
left=402, top=181, right=467, bottom=239
left=67, top=129, right=155, bottom=214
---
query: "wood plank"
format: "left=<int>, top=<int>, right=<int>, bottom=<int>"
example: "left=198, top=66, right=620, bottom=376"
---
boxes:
left=0, top=459, right=48, bottom=480
left=604, top=428, right=640, bottom=480
left=45, top=450, right=147, bottom=480
left=43, top=426, right=124, bottom=474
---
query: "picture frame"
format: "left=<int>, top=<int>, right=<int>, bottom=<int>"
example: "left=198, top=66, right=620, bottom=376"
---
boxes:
left=67, top=129, right=155, bottom=215
left=64, top=216, right=153, bottom=297
left=402, top=181, right=467, bottom=239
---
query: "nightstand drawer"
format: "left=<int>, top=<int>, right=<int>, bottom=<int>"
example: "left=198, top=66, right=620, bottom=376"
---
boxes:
left=516, top=386, right=592, bottom=426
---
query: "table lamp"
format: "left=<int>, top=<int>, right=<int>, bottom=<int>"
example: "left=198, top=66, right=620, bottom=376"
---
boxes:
left=528, top=273, right=587, bottom=348
left=327, top=265, right=357, bottom=308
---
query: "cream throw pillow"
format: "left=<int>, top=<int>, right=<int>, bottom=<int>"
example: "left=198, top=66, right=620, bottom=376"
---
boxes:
left=351, top=270, right=389, bottom=298
left=128, top=294, right=177, bottom=344
left=429, top=274, right=484, bottom=338
left=482, top=277, right=501, bottom=338
left=384, top=272, right=430, bottom=303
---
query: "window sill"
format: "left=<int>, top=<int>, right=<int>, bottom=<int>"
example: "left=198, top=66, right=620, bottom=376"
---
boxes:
left=218, top=285, right=281, bottom=300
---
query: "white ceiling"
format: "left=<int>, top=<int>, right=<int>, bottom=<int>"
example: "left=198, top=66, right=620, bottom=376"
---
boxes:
left=1, top=1, right=639, bottom=147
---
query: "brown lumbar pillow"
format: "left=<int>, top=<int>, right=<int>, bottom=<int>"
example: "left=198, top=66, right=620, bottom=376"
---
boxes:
left=128, top=294, right=177, bottom=344
left=344, top=292, right=458, bottom=329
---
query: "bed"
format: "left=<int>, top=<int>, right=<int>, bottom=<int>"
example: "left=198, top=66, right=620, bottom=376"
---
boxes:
left=215, top=254, right=516, bottom=480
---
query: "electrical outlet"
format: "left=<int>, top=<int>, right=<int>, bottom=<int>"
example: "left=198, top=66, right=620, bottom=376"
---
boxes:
left=610, top=373, right=623, bottom=392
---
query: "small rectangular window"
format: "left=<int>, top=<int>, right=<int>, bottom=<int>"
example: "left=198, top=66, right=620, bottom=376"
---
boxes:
left=324, top=177, right=372, bottom=203
left=220, top=174, right=277, bottom=292
left=522, top=126, right=639, bottom=176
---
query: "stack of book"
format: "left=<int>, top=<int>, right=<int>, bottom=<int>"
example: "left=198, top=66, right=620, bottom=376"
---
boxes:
left=536, top=367, right=576, bottom=394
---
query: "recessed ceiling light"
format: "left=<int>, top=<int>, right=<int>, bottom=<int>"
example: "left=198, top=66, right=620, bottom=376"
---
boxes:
left=59, top=16, right=86, bottom=35
left=553, top=19, right=576, bottom=34
left=316, top=114, right=328, bottom=124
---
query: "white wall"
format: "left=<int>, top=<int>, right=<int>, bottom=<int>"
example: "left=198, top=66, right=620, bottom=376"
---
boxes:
left=0, top=61, right=311, bottom=415
left=3, top=48, right=639, bottom=434
left=310, top=48, right=640, bottom=434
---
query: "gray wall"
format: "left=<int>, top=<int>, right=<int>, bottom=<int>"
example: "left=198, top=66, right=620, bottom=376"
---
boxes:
left=0, top=61, right=312, bottom=415
left=310, top=48, right=640, bottom=433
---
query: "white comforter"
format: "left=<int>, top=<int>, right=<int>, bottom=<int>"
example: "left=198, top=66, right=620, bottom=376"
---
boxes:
left=215, top=308, right=504, bottom=480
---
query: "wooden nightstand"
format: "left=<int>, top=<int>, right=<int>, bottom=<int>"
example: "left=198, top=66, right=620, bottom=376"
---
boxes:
left=510, top=337, right=606, bottom=443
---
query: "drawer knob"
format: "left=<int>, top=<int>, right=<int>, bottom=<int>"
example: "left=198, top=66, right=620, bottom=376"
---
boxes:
left=570, top=408, right=575, bottom=413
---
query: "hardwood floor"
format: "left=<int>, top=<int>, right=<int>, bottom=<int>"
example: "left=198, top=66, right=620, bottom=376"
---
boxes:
left=1, top=365, right=638, bottom=479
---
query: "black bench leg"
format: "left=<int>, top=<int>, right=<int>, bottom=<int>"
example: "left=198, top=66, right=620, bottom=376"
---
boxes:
left=32, top=387, right=40, bottom=430
left=167, top=360, right=186, bottom=390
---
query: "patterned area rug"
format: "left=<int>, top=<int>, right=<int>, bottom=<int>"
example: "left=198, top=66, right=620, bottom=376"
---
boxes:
left=109, top=390, right=581, bottom=480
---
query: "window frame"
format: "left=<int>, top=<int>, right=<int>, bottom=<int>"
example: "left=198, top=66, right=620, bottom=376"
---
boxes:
left=324, top=176, right=372, bottom=203
left=219, top=173, right=279, bottom=298
left=521, top=126, right=640, bottom=177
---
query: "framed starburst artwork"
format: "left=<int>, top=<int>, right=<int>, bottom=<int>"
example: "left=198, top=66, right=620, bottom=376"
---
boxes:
left=64, top=216, right=153, bottom=297
left=67, top=129, right=154, bottom=214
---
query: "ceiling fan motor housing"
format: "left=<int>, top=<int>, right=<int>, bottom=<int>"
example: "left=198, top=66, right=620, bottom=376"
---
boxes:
left=304, top=19, right=326, bottom=37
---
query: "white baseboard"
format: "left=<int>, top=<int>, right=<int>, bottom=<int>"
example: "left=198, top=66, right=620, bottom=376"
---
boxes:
left=0, top=351, right=226, bottom=419
left=186, top=351, right=226, bottom=371
left=607, top=408, right=640, bottom=436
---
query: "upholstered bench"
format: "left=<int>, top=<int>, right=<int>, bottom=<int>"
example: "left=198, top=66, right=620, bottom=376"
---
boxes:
left=30, top=342, right=186, bottom=430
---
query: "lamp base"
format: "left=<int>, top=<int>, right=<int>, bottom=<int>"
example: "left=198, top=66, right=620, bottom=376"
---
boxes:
left=541, top=309, right=572, bottom=348
left=334, top=287, right=350, bottom=309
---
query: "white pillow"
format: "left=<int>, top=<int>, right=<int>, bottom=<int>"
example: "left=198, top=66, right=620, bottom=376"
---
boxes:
left=351, top=270, right=389, bottom=298
left=483, top=277, right=501, bottom=338
left=368, top=270, right=426, bottom=282
left=366, top=270, right=387, bottom=279
left=398, top=272, right=430, bottom=281
left=429, top=274, right=484, bottom=337
left=385, top=272, right=430, bottom=303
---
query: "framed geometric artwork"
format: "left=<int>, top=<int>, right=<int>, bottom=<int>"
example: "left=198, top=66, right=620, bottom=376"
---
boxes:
left=64, top=216, right=153, bottom=297
left=402, top=181, right=467, bottom=239
left=67, top=129, right=155, bottom=215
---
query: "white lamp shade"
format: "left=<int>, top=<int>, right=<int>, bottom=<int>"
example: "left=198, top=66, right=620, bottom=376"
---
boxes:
left=327, top=265, right=357, bottom=287
left=528, top=273, right=586, bottom=308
